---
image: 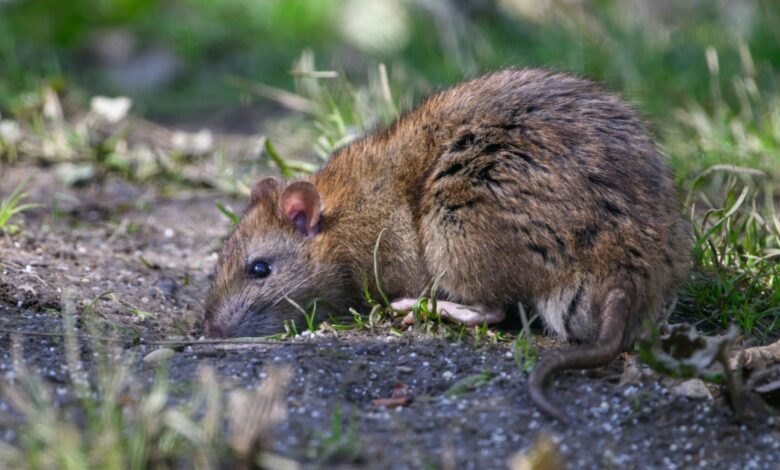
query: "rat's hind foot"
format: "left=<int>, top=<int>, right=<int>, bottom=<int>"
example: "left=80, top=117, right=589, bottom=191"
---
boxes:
left=391, top=298, right=505, bottom=326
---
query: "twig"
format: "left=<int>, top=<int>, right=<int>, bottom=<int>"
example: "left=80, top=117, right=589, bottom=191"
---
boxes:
left=0, top=328, right=307, bottom=347
left=143, top=337, right=302, bottom=347
left=0, top=328, right=124, bottom=343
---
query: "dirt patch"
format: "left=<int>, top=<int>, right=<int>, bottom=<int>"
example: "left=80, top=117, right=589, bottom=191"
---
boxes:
left=1, top=164, right=779, bottom=468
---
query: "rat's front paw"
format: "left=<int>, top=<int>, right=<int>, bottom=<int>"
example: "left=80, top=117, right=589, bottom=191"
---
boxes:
left=392, top=299, right=505, bottom=326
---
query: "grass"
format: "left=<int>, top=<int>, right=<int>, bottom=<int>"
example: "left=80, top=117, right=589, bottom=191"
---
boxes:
left=309, top=404, right=363, bottom=464
left=680, top=174, right=780, bottom=336
left=0, top=294, right=294, bottom=468
left=0, top=180, right=39, bottom=234
left=513, top=305, right=540, bottom=373
left=667, top=45, right=780, bottom=180
left=444, top=371, right=494, bottom=398
left=281, top=296, right=320, bottom=336
left=668, top=51, right=780, bottom=338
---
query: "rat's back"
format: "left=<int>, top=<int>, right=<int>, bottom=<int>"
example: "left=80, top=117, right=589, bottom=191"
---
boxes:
left=411, top=69, right=690, bottom=344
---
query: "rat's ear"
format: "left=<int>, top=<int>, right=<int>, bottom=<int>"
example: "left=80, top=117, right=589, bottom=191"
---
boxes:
left=279, top=181, right=321, bottom=237
left=250, top=177, right=280, bottom=205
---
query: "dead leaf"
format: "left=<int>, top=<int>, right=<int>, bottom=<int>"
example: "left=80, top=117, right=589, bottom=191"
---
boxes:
left=637, top=323, right=738, bottom=383
left=372, top=383, right=413, bottom=407
left=507, top=434, right=566, bottom=470
left=735, top=339, right=780, bottom=371
left=143, top=348, right=175, bottom=363
left=16, top=284, right=37, bottom=297
left=619, top=354, right=643, bottom=386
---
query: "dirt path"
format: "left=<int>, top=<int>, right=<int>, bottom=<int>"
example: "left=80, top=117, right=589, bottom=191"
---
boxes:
left=1, top=165, right=779, bottom=469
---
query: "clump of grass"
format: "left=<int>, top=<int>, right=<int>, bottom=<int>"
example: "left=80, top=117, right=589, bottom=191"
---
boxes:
left=282, top=296, right=321, bottom=337
left=668, top=45, right=780, bottom=181
left=0, top=180, right=39, bottom=234
left=680, top=170, right=780, bottom=337
left=661, top=46, right=780, bottom=338
left=0, top=294, right=294, bottom=468
left=238, top=50, right=401, bottom=162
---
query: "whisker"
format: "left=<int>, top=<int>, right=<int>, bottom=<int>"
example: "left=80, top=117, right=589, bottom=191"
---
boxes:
left=269, top=269, right=323, bottom=308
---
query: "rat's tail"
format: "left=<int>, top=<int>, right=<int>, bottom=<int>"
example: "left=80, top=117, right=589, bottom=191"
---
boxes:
left=528, top=288, right=629, bottom=423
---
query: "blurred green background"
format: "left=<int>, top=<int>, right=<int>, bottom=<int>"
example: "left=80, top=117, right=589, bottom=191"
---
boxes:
left=2, top=0, right=779, bottom=121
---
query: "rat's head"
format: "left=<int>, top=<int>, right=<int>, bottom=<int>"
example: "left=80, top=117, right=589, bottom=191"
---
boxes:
left=203, top=177, right=348, bottom=338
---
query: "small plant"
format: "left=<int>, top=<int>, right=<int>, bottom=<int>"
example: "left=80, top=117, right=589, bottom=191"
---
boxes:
left=0, top=180, right=39, bottom=234
left=473, top=321, right=490, bottom=344
left=282, top=318, right=299, bottom=337
left=444, top=371, right=493, bottom=397
left=302, top=300, right=319, bottom=332
left=513, top=304, right=540, bottom=373
left=264, top=138, right=317, bottom=178
left=283, top=295, right=321, bottom=335
left=310, top=404, right=363, bottom=464
left=216, top=201, right=241, bottom=226
left=410, top=297, right=441, bottom=325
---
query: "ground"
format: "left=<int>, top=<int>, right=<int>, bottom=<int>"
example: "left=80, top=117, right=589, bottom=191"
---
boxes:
left=1, top=164, right=779, bottom=469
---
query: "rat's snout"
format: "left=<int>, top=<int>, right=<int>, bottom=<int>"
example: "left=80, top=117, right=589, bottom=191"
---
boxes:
left=203, top=294, right=267, bottom=338
left=202, top=298, right=238, bottom=338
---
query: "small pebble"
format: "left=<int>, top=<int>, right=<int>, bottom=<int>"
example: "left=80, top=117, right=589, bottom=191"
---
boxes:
left=143, top=348, right=175, bottom=363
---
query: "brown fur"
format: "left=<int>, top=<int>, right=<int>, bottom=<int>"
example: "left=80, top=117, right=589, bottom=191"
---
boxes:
left=203, top=69, right=692, bottom=418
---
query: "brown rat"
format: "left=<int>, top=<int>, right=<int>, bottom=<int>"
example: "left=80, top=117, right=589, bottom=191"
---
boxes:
left=203, top=69, right=692, bottom=421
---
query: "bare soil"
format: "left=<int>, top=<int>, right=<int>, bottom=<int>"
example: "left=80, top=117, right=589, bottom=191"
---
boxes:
left=1, top=164, right=779, bottom=469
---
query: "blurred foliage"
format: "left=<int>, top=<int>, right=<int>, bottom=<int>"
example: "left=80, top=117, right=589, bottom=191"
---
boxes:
left=1, top=0, right=779, bottom=120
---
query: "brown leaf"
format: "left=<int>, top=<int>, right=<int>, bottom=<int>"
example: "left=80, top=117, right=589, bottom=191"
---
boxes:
left=739, top=339, right=780, bottom=371
left=507, top=433, right=566, bottom=470
left=619, top=354, right=643, bottom=386
left=372, top=383, right=413, bottom=407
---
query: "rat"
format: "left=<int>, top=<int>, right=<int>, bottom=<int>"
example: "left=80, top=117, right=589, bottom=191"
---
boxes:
left=202, top=69, right=692, bottom=421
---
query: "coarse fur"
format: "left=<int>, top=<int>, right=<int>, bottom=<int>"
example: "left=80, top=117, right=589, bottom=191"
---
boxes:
left=203, top=69, right=692, bottom=420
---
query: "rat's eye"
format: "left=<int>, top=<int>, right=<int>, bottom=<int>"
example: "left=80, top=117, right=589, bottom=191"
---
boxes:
left=248, top=260, right=271, bottom=279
